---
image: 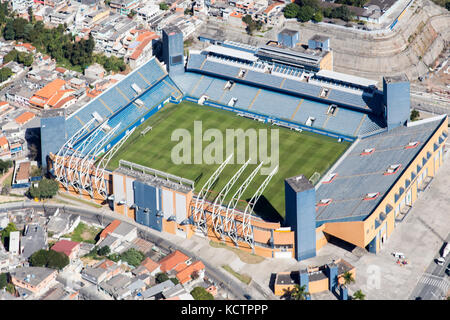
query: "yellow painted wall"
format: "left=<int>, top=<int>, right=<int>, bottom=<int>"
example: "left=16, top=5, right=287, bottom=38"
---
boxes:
left=319, top=51, right=333, bottom=71
left=309, top=278, right=329, bottom=294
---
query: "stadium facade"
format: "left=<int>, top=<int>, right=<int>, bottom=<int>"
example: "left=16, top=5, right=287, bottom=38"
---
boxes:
left=41, top=28, right=448, bottom=261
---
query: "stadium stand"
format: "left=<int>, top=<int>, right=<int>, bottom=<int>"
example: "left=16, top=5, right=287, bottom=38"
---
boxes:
left=315, top=118, right=445, bottom=223
left=172, top=71, right=385, bottom=138
left=186, top=53, right=378, bottom=115
left=65, top=58, right=180, bottom=155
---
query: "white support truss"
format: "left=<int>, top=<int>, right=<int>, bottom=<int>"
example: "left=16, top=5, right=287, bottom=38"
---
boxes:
left=54, top=118, right=97, bottom=190
left=211, top=159, right=251, bottom=236
left=93, top=127, right=135, bottom=200
left=76, top=123, right=121, bottom=197
left=192, top=154, right=233, bottom=234
left=223, top=162, right=263, bottom=245
left=66, top=123, right=108, bottom=192
left=242, top=166, right=278, bottom=248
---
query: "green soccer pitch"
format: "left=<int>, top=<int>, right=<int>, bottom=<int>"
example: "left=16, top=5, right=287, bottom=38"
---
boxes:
left=107, top=101, right=350, bottom=221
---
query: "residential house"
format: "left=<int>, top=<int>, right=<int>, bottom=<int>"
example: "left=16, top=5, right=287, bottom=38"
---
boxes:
left=20, top=224, right=47, bottom=259
left=9, top=231, right=20, bottom=255
left=141, top=279, right=175, bottom=300
left=98, top=273, right=132, bottom=299
left=15, top=43, right=36, bottom=54
left=132, top=257, right=160, bottom=277
left=0, top=135, right=10, bottom=159
left=14, top=160, right=30, bottom=184
left=158, top=250, right=191, bottom=273
left=81, top=259, right=121, bottom=285
left=175, top=260, right=206, bottom=284
left=10, top=267, right=57, bottom=295
left=46, top=210, right=81, bottom=239
left=51, top=240, right=81, bottom=261
left=84, top=63, right=106, bottom=80
left=0, top=251, right=9, bottom=271
left=14, top=111, right=36, bottom=126
left=29, top=79, right=68, bottom=109
left=109, top=0, right=141, bottom=15
left=126, top=31, right=159, bottom=69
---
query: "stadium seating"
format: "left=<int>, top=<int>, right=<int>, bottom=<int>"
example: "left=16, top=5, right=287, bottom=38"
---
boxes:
left=202, top=60, right=241, bottom=78
left=187, top=54, right=207, bottom=69
left=327, top=89, right=368, bottom=109
left=291, top=100, right=329, bottom=127
left=250, top=91, right=299, bottom=119
left=245, top=70, right=283, bottom=88
left=66, top=59, right=181, bottom=155
left=282, top=79, right=322, bottom=97
left=323, top=109, right=365, bottom=137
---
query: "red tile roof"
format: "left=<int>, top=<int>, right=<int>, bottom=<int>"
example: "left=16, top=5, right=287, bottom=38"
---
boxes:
left=33, top=79, right=66, bottom=100
left=51, top=240, right=80, bottom=257
left=53, top=95, right=75, bottom=109
left=99, top=219, right=121, bottom=239
left=141, top=257, right=160, bottom=273
left=0, top=136, right=8, bottom=147
left=15, top=111, right=35, bottom=125
left=176, top=260, right=205, bottom=284
left=159, top=250, right=190, bottom=273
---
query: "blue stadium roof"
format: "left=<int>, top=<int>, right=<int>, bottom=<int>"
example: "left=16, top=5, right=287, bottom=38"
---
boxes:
left=315, top=116, right=447, bottom=224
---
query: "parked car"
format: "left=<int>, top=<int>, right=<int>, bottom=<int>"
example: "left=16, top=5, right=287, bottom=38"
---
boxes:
left=392, top=252, right=405, bottom=259
left=436, top=257, right=445, bottom=266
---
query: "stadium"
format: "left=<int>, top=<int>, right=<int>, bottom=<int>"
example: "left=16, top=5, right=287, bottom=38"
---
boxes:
left=40, top=26, right=448, bottom=261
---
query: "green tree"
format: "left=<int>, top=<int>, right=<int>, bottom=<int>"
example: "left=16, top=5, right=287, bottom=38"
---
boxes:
left=410, top=109, right=420, bottom=121
left=190, top=286, right=214, bottom=300
left=297, top=0, right=320, bottom=10
left=330, top=5, right=355, bottom=21
left=284, top=3, right=300, bottom=18
left=155, top=272, right=170, bottom=283
left=46, top=250, right=70, bottom=270
left=3, top=20, right=15, bottom=40
left=5, top=283, right=15, bottom=295
left=170, top=277, right=179, bottom=285
left=0, top=159, right=12, bottom=174
left=0, top=68, right=13, bottom=82
left=28, top=178, right=59, bottom=199
left=28, top=6, right=35, bottom=23
left=352, top=289, right=365, bottom=300
left=313, top=11, right=323, bottom=22
left=29, top=249, right=70, bottom=270
left=159, top=2, right=169, bottom=10
left=284, top=284, right=310, bottom=300
left=297, top=6, right=315, bottom=22
left=0, top=273, right=7, bottom=289
left=107, top=253, right=120, bottom=262
left=97, top=245, right=111, bottom=256
left=1, top=222, right=18, bottom=248
left=29, top=249, right=48, bottom=267
left=120, top=248, right=145, bottom=267
left=342, top=271, right=355, bottom=286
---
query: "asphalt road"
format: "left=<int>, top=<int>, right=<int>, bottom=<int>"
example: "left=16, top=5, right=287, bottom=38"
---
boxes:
left=410, top=234, right=450, bottom=300
left=38, top=204, right=256, bottom=300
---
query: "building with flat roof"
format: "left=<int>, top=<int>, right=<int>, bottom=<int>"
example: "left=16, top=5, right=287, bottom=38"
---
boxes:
left=9, top=231, right=20, bottom=255
left=10, top=267, right=57, bottom=295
